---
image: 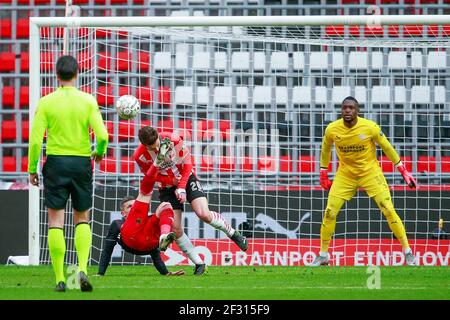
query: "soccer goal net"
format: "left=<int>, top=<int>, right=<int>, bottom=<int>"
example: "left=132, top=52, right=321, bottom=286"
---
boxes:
left=29, top=15, right=450, bottom=267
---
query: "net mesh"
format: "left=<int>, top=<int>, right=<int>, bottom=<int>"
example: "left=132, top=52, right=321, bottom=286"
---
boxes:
left=36, top=23, right=450, bottom=267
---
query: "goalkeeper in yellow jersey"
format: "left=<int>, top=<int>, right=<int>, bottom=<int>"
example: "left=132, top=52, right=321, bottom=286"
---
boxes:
left=311, top=96, right=417, bottom=266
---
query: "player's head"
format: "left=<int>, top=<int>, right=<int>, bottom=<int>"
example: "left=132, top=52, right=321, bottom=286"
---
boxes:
left=56, top=55, right=78, bottom=82
left=120, top=196, right=135, bottom=219
left=341, top=96, right=359, bottom=123
left=139, top=126, right=160, bottom=152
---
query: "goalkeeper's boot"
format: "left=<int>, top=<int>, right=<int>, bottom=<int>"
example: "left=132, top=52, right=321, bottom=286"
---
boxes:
left=405, top=251, right=416, bottom=266
left=230, top=230, right=248, bottom=251
left=310, top=253, right=330, bottom=266
left=78, top=271, right=93, bottom=292
left=194, top=263, right=207, bottom=276
left=159, top=232, right=176, bottom=252
left=54, top=281, right=66, bottom=292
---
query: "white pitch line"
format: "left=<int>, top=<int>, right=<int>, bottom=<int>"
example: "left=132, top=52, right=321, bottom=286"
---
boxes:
left=0, top=285, right=431, bottom=290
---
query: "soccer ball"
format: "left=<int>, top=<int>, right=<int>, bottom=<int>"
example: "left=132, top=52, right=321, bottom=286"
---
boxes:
left=116, top=95, right=140, bottom=120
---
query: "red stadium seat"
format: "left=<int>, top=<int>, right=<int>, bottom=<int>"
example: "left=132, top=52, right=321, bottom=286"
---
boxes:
left=56, top=0, right=89, bottom=3
left=21, top=120, right=29, bottom=141
left=2, top=120, right=16, bottom=141
left=21, top=156, right=28, bottom=173
left=139, top=119, right=151, bottom=128
left=388, top=25, right=400, bottom=37
left=138, top=119, right=152, bottom=132
left=428, top=25, right=450, bottom=37
left=178, top=119, right=193, bottom=140
left=121, top=156, right=135, bottom=174
left=41, top=52, right=54, bottom=72
left=403, top=156, right=413, bottom=172
left=403, top=25, right=424, bottom=37
left=298, top=155, right=316, bottom=173
left=138, top=51, right=150, bottom=72
left=348, top=25, right=360, bottom=37
left=118, top=86, right=131, bottom=97
left=158, top=86, right=171, bottom=106
left=16, top=18, right=29, bottom=39
left=219, top=156, right=235, bottom=172
left=418, top=156, right=436, bottom=173
left=379, top=156, right=395, bottom=172
left=103, top=120, right=114, bottom=142
left=78, top=51, right=93, bottom=72
left=325, top=26, right=344, bottom=37
left=258, top=156, right=276, bottom=173
left=2, top=86, right=15, bottom=108
left=280, top=155, right=293, bottom=172
left=98, top=52, right=111, bottom=71
left=240, top=156, right=254, bottom=172
left=0, top=52, right=15, bottom=72
left=100, top=157, right=117, bottom=173
left=219, top=120, right=231, bottom=141
left=80, top=85, right=92, bottom=94
left=380, top=156, right=412, bottom=173
left=3, top=156, right=15, bottom=172
left=200, top=155, right=214, bottom=172
left=118, top=120, right=135, bottom=142
left=20, top=52, right=29, bottom=72
left=20, top=86, right=29, bottom=108
left=95, top=0, right=128, bottom=4
left=116, top=51, right=131, bottom=71
left=136, top=87, right=153, bottom=106
left=96, top=29, right=112, bottom=38
left=197, top=120, right=215, bottom=141
left=158, top=118, right=174, bottom=133
left=97, top=85, right=114, bottom=106
left=0, top=19, right=12, bottom=38
left=365, top=26, right=384, bottom=37
left=41, top=87, right=53, bottom=97
left=77, top=28, right=91, bottom=38
left=441, top=156, right=450, bottom=173
left=366, top=0, right=395, bottom=3
left=40, top=27, right=64, bottom=38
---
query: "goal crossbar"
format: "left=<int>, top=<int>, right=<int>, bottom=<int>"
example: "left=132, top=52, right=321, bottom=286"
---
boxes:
left=30, top=15, right=450, bottom=28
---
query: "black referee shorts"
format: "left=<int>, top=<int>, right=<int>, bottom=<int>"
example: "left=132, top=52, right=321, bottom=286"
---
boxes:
left=159, top=174, right=206, bottom=211
left=43, top=155, right=93, bottom=211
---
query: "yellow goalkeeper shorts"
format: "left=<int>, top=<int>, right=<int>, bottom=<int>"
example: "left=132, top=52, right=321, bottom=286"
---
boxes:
left=329, top=168, right=390, bottom=201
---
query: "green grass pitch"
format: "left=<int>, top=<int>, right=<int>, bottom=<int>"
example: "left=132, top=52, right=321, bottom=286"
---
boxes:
left=0, top=265, right=448, bottom=300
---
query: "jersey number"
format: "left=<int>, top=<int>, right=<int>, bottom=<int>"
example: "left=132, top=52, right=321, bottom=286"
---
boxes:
left=190, top=181, right=203, bottom=193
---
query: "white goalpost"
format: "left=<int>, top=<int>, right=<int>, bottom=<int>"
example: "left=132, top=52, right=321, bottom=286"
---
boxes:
left=29, top=14, right=450, bottom=267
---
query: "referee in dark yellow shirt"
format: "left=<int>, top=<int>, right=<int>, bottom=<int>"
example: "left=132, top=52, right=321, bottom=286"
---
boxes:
left=28, top=55, right=109, bottom=292
left=312, top=96, right=417, bottom=267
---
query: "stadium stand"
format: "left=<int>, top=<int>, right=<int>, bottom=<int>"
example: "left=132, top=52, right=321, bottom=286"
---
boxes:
left=1, top=0, right=450, bottom=179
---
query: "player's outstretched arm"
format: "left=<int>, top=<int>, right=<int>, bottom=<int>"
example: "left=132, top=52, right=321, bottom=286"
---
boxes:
left=167, top=270, right=186, bottom=276
left=149, top=248, right=185, bottom=276
left=395, top=161, right=417, bottom=189
left=97, top=221, right=121, bottom=276
left=319, top=126, right=333, bottom=190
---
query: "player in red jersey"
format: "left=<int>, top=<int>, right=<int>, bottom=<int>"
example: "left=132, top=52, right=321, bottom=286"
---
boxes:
left=134, top=126, right=248, bottom=270
left=120, top=198, right=176, bottom=255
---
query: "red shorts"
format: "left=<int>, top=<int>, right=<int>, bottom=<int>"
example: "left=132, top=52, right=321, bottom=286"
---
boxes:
left=120, top=211, right=160, bottom=252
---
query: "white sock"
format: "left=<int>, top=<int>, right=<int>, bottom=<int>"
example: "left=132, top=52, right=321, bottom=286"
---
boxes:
left=404, top=248, right=412, bottom=255
left=175, top=233, right=204, bottom=265
left=319, top=251, right=329, bottom=258
left=209, top=211, right=235, bottom=238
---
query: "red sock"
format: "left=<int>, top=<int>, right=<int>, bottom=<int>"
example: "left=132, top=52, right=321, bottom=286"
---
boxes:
left=140, top=174, right=155, bottom=196
left=159, top=208, right=174, bottom=235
